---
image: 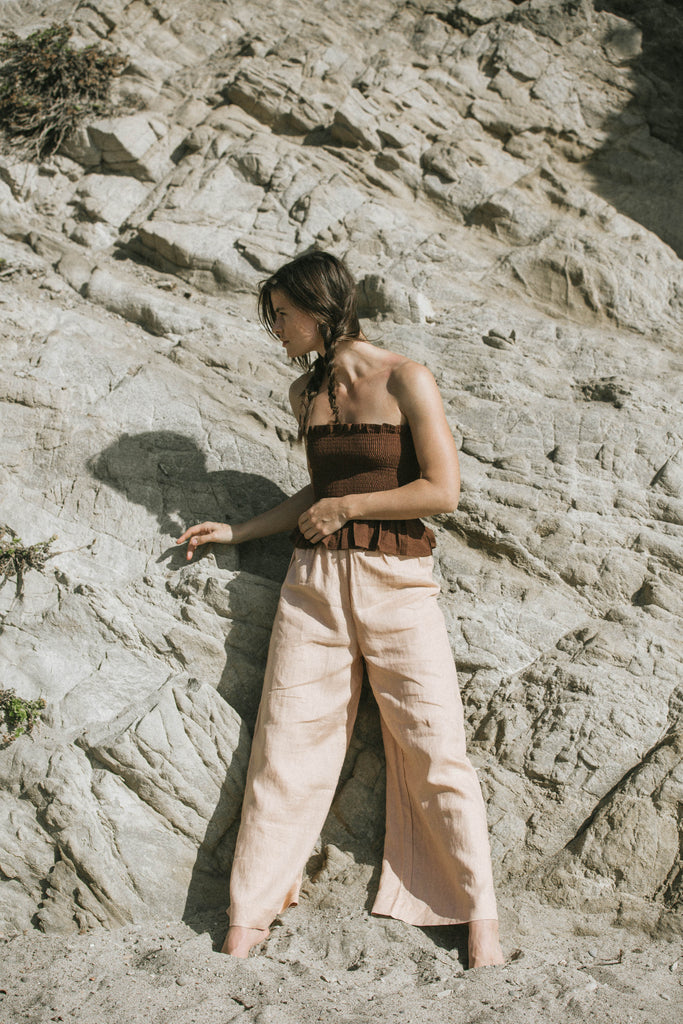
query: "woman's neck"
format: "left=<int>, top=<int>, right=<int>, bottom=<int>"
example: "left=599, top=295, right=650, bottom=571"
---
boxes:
left=326, top=338, right=374, bottom=388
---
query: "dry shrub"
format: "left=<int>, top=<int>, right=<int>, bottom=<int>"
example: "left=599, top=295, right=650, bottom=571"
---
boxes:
left=0, top=526, right=57, bottom=593
left=0, top=23, right=124, bottom=158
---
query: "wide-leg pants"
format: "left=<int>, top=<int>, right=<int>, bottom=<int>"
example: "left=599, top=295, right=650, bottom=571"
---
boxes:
left=228, top=548, right=498, bottom=930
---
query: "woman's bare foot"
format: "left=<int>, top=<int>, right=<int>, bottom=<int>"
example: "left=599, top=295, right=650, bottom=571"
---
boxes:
left=221, top=925, right=270, bottom=958
left=468, top=918, right=505, bottom=969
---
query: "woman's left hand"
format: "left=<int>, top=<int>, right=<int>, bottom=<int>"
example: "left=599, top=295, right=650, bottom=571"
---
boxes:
left=297, top=499, right=350, bottom=543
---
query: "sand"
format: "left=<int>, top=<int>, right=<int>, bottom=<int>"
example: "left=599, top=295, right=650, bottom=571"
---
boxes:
left=2, top=881, right=681, bottom=1024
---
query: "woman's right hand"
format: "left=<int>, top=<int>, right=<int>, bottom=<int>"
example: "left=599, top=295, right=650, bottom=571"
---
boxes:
left=176, top=521, right=236, bottom=561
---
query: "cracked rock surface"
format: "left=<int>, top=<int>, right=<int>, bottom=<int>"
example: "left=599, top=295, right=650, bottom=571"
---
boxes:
left=0, top=0, right=682, bottom=1020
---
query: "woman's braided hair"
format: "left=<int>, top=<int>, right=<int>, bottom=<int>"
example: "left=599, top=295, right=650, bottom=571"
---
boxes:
left=258, top=251, right=361, bottom=438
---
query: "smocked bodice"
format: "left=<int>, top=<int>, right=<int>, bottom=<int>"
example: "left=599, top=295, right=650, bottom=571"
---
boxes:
left=291, top=422, right=436, bottom=556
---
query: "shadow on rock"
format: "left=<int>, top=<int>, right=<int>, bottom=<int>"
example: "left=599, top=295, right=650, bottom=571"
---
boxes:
left=88, top=430, right=293, bottom=580
left=88, top=431, right=291, bottom=937
left=88, top=431, right=387, bottom=943
left=588, top=0, right=683, bottom=255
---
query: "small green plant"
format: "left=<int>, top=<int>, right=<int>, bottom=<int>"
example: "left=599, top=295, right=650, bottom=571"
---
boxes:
left=0, top=526, right=57, bottom=592
left=0, top=23, right=124, bottom=158
left=0, top=688, right=46, bottom=743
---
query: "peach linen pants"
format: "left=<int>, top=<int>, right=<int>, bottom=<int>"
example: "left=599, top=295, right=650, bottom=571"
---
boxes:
left=228, top=547, right=498, bottom=930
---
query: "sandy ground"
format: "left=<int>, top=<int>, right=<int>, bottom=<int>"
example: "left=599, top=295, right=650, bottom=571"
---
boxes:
left=2, top=879, right=681, bottom=1024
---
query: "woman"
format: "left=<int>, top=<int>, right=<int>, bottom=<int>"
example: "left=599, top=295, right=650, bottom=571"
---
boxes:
left=177, top=251, right=504, bottom=968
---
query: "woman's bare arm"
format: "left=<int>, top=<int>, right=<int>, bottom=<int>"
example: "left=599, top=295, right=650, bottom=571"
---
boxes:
left=176, top=484, right=314, bottom=561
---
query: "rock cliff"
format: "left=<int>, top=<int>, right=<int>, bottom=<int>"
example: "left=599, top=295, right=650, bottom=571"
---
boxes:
left=1, top=0, right=681, bottom=941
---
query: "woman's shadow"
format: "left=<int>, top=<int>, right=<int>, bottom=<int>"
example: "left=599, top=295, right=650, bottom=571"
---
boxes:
left=89, top=432, right=294, bottom=927
left=89, top=430, right=294, bottom=582
left=89, top=430, right=386, bottom=946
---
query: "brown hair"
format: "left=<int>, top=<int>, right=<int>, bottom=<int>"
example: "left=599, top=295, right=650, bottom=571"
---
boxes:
left=258, top=251, right=361, bottom=436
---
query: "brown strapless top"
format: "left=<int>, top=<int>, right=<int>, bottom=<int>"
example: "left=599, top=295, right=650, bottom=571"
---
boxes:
left=291, top=422, right=436, bottom=556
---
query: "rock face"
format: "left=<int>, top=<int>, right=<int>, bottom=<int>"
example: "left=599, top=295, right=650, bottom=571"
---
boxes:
left=0, top=0, right=681, bottom=939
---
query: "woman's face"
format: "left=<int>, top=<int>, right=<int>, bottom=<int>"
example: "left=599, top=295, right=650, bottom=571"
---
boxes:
left=270, top=288, right=325, bottom=360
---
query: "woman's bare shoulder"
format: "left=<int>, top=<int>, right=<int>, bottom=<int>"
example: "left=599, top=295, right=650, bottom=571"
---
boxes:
left=387, top=359, right=438, bottom=404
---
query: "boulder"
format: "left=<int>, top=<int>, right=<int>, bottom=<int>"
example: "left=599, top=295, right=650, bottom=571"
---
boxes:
left=71, top=174, right=150, bottom=227
left=63, top=115, right=187, bottom=182
left=86, top=266, right=204, bottom=334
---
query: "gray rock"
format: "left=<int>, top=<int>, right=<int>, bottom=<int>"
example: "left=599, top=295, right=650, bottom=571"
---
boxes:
left=87, top=116, right=185, bottom=181
left=0, top=0, right=682, bottom=942
left=331, top=91, right=382, bottom=150
left=358, top=273, right=434, bottom=324
left=86, top=266, right=204, bottom=334
left=71, top=174, right=150, bottom=227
